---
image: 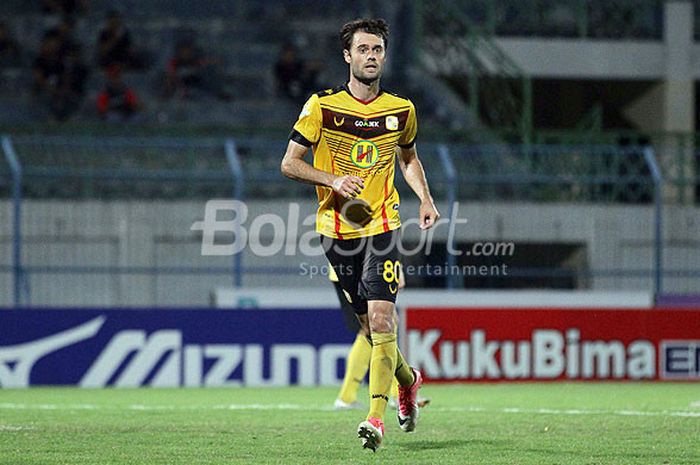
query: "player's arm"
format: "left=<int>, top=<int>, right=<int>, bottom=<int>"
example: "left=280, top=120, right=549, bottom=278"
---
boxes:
left=281, top=140, right=365, bottom=199
left=398, top=145, right=440, bottom=229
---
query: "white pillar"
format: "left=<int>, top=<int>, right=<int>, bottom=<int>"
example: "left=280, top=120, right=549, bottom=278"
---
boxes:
left=664, top=1, right=694, bottom=133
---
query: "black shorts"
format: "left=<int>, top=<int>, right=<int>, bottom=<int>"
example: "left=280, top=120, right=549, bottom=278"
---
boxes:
left=322, top=229, right=401, bottom=315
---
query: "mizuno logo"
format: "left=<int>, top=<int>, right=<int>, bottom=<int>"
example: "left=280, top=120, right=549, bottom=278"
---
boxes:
left=334, top=117, right=345, bottom=126
left=0, top=316, right=106, bottom=388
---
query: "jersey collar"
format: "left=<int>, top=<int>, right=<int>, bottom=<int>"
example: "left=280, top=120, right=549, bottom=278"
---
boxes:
left=343, top=83, right=383, bottom=105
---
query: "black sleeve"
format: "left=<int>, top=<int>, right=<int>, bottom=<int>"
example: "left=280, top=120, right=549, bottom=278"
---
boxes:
left=289, top=129, right=312, bottom=147
left=398, top=139, right=416, bottom=149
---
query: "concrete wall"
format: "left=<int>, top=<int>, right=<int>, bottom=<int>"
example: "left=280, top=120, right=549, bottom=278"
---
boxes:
left=1, top=199, right=698, bottom=306
left=493, top=2, right=696, bottom=81
left=494, top=38, right=666, bottom=79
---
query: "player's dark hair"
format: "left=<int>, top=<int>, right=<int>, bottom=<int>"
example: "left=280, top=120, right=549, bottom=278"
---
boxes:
left=340, top=18, right=389, bottom=52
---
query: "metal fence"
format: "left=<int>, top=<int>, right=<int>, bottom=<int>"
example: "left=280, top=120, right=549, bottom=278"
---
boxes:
left=1, top=134, right=698, bottom=307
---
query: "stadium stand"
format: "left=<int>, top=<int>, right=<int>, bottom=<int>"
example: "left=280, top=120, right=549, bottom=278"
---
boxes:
left=1, top=1, right=699, bottom=306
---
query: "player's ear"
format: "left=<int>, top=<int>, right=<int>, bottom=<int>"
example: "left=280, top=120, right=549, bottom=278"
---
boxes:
left=343, top=48, right=351, bottom=64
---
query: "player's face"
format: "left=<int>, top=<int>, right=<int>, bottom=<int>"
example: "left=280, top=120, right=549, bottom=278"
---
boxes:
left=344, top=31, right=386, bottom=85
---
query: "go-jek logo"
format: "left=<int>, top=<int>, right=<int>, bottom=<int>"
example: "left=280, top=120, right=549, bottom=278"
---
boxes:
left=350, top=139, right=379, bottom=168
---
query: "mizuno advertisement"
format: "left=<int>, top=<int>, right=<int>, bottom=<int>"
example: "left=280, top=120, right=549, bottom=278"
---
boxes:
left=0, top=308, right=354, bottom=388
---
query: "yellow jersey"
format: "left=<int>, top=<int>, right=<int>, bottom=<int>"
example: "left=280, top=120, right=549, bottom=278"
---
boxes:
left=290, top=84, right=418, bottom=239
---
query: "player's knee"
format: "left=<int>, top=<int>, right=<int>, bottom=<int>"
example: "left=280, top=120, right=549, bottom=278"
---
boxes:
left=369, top=310, right=395, bottom=333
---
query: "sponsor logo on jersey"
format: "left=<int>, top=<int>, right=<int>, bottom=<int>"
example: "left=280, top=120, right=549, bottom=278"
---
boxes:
left=386, top=115, right=399, bottom=131
left=350, top=140, right=380, bottom=169
left=355, top=119, right=381, bottom=128
left=333, top=116, right=345, bottom=127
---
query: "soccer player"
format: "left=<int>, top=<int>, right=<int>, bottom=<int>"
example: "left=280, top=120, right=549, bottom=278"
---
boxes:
left=281, top=18, right=439, bottom=451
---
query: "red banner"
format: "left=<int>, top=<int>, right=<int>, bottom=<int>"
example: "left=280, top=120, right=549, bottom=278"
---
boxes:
left=405, top=308, right=700, bottom=382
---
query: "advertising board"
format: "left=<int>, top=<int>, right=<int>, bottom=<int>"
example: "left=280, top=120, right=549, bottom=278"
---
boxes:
left=0, top=308, right=353, bottom=387
left=405, top=308, right=700, bottom=381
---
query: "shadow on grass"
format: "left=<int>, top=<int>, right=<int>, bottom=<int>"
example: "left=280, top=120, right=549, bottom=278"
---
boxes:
left=397, top=438, right=508, bottom=451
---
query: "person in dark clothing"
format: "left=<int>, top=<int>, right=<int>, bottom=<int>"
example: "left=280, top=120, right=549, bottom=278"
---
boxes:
left=32, top=33, right=64, bottom=95
left=0, top=21, right=21, bottom=67
left=96, top=65, right=142, bottom=122
left=274, top=42, right=321, bottom=103
left=96, top=10, right=143, bottom=70
left=164, top=38, right=231, bottom=100
left=51, top=44, right=88, bottom=121
left=46, top=16, right=79, bottom=58
left=41, top=0, right=89, bottom=16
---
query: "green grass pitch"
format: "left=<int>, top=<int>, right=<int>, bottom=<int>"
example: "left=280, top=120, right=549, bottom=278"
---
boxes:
left=1, top=383, right=699, bottom=464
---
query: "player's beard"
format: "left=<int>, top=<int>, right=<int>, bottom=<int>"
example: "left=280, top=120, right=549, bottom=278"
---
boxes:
left=352, top=63, right=381, bottom=86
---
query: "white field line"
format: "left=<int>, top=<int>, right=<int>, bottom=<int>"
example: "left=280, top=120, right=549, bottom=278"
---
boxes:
left=0, top=403, right=699, bottom=418
left=0, top=425, right=37, bottom=431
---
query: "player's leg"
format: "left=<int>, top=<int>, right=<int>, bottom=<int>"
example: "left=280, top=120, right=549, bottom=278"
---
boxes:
left=395, top=345, right=422, bottom=432
left=335, top=330, right=371, bottom=409
left=357, top=299, right=394, bottom=451
left=333, top=280, right=371, bottom=409
left=351, top=310, right=403, bottom=398
left=356, top=231, right=402, bottom=450
left=324, top=237, right=372, bottom=410
left=370, top=231, right=425, bottom=439
left=388, top=378, right=399, bottom=409
left=336, top=336, right=370, bottom=410
left=366, top=299, right=399, bottom=419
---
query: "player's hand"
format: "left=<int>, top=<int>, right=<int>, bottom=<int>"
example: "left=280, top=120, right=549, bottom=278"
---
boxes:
left=332, top=175, right=364, bottom=199
left=419, top=198, right=440, bottom=230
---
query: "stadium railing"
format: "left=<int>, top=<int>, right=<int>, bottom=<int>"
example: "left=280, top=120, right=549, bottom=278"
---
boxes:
left=417, top=0, right=664, bottom=40
left=0, top=134, right=697, bottom=307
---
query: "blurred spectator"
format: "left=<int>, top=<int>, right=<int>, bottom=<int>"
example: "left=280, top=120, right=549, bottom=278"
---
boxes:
left=46, top=16, right=79, bottom=57
left=0, top=21, right=21, bottom=67
left=51, top=44, right=88, bottom=121
left=274, top=43, right=320, bottom=103
left=97, top=10, right=145, bottom=70
left=41, top=0, right=89, bottom=16
left=32, top=33, right=64, bottom=96
left=97, top=65, right=143, bottom=122
left=33, top=35, right=87, bottom=122
left=164, top=38, right=231, bottom=100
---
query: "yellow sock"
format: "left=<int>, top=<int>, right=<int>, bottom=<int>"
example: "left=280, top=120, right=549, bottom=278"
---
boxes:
left=368, top=332, right=397, bottom=420
left=395, top=347, right=415, bottom=387
left=338, top=333, right=372, bottom=403
left=390, top=378, right=399, bottom=400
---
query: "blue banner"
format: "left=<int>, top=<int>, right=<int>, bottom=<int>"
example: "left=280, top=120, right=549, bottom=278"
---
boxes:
left=0, top=308, right=354, bottom=387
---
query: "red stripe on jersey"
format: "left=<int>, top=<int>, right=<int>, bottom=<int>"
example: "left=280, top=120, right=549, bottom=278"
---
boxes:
left=381, top=177, right=390, bottom=233
left=334, top=209, right=344, bottom=240
left=329, top=153, right=344, bottom=240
